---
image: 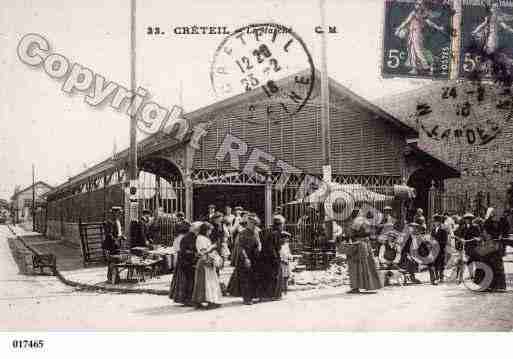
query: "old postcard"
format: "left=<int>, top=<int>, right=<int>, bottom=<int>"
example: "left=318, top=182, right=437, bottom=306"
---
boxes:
left=1, top=1, right=513, bottom=350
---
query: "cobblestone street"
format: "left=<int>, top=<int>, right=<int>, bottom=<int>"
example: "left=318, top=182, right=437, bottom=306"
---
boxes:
left=2, top=225, right=513, bottom=331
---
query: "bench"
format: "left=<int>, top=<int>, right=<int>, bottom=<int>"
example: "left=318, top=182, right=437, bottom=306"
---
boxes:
left=32, top=253, right=57, bottom=274
left=79, top=221, right=107, bottom=266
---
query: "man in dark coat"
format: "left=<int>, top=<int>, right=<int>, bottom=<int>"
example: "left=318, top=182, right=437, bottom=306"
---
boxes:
left=103, top=206, right=124, bottom=254
left=236, top=214, right=261, bottom=305
left=258, top=215, right=285, bottom=301
left=430, top=214, right=448, bottom=284
left=399, top=221, right=423, bottom=284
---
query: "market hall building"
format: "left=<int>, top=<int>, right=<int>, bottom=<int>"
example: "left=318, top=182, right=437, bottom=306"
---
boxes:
left=43, top=71, right=459, bottom=245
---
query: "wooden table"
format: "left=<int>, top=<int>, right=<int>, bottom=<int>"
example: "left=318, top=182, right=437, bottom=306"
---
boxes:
left=148, top=247, right=176, bottom=273
left=108, top=256, right=162, bottom=284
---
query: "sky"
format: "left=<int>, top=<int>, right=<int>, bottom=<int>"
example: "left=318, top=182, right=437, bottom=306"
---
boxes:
left=0, top=0, right=433, bottom=200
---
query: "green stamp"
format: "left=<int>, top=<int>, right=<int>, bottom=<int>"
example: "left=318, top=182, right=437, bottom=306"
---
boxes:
left=382, top=0, right=454, bottom=79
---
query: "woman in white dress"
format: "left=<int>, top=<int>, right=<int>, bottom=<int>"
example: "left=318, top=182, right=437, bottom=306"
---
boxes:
left=191, top=222, right=223, bottom=309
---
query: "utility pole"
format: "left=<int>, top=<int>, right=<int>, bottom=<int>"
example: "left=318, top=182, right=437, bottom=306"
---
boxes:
left=129, top=0, right=138, bottom=221
left=319, top=0, right=333, bottom=244
left=319, top=0, right=331, bottom=180
left=32, top=164, right=35, bottom=232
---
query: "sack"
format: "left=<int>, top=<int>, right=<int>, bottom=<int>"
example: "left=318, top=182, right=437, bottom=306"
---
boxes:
left=206, top=251, right=223, bottom=269
left=475, top=240, right=501, bottom=257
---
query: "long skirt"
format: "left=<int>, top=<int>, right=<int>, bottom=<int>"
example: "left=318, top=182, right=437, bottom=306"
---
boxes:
left=230, top=237, right=240, bottom=267
left=191, top=257, right=222, bottom=304
left=227, top=265, right=257, bottom=301
left=227, top=266, right=241, bottom=297
left=346, top=240, right=383, bottom=291
left=169, top=260, right=195, bottom=304
left=258, top=259, right=282, bottom=299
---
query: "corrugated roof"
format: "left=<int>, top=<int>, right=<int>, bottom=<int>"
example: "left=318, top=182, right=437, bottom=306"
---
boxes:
left=47, top=69, right=420, bottom=194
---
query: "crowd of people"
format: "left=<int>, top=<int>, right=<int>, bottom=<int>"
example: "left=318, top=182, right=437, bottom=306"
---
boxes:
left=169, top=205, right=293, bottom=309
left=102, top=202, right=513, bottom=308
left=374, top=206, right=513, bottom=291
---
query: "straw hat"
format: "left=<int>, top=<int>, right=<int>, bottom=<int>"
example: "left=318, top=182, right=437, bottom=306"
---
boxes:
left=463, top=212, right=475, bottom=219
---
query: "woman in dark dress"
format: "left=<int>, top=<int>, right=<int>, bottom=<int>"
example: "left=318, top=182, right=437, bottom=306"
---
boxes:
left=169, top=222, right=201, bottom=305
left=480, top=208, right=506, bottom=291
left=227, top=214, right=261, bottom=304
left=258, top=216, right=284, bottom=301
left=344, top=216, right=382, bottom=293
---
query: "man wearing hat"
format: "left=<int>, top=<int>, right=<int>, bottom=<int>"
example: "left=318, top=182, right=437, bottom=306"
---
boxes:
left=398, top=221, right=424, bottom=284
left=140, top=209, right=155, bottom=246
left=430, top=214, right=448, bottom=284
left=103, top=206, right=125, bottom=253
left=455, top=212, right=481, bottom=266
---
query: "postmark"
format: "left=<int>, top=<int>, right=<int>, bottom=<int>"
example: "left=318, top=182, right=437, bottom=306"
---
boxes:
left=210, top=23, right=315, bottom=114
left=460, top=0, right=513, bottom=81
left=382, top=0, right=454, bottom=79
left=411, top=81, right=512, bottom=146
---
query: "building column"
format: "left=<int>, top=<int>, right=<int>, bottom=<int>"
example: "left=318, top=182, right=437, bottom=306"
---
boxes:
left=185, top=178, right=193, bottom=222
left=184, top=145, right=195, bottom=222
left=265, top=177, right=272, bottom=227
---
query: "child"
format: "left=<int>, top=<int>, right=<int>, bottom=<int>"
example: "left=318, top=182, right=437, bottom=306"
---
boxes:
left=280, top=231, right=293, bottom=294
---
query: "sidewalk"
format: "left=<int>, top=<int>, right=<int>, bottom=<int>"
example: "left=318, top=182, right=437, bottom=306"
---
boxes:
left=9, top=225, right=350, bottom=294
left=12, top=225, right=512, bottom=295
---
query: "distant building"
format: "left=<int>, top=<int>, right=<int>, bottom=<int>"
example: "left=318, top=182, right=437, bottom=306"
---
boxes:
left=10, top=181, right=53, bottom=223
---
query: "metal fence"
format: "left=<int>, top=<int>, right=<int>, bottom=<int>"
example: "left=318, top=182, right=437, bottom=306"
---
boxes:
left=428, top=187, right=492, bottom=222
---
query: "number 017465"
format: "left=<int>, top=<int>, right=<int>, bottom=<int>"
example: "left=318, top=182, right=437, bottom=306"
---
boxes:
left=11, top=339, right=45, bottom=349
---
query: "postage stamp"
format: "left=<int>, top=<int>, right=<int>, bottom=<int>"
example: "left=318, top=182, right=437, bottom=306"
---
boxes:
left=382, top=0, right=454, bottom=79
left=210, top=23, right=315, bottom=114
left=459, top=0, right=513, bottom=81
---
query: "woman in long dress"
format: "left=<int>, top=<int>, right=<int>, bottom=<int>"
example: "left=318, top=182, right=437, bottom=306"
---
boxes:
left=395, top=0, right=445, bottom=75
left=191, top=222, right=223, bottom=309
left=169, top=222, right=201, bottom=306
left=345, top=216, right=382, bottom=293
left=227, top=214, right=261, bottom=304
